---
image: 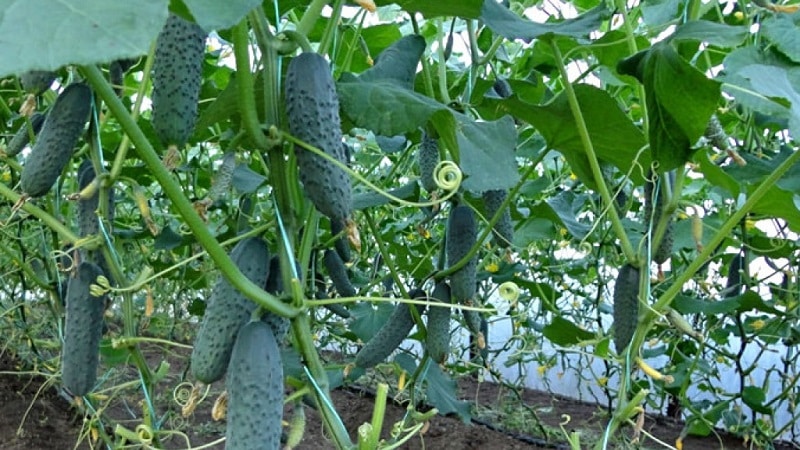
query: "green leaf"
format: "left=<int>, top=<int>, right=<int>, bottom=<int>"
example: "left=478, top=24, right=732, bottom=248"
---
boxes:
left=154, top=225, right=186, bottom=250
left=533, top=191, right=591, bottom=239
left=643, top=42, right=720, bottom=172
left=350, top=302, right=395, bottom=342
left=741, top=386, right=772, bottom=414
left=352, top=182, right=418, bottom=210
left=425, top=362, right=472, bottom=421
left=338, top=80, right=517, bottom=191
left=733, top=64, right=800, bottom=137
left=231, top=164, right=266, bottom=194
left=542, top=316, right=594, bottom=346
left=183, top=0, right=260, bottom=32
left=641, top=0, right=683, bottom=27
left=673, top=295, right=742, bottom=315
left=358, top=35, right=426, bottom=88
left=503, top=85, right=648, bottom=186
left=0, top=0, right=168, bottom=77
left=670, top=20, right=749, bottom=47
left=458, top=116, right=520, bottom=192
left=761, top=13, right=800, bottom=63
left=374, top=0, right=484, bottom=18
left=695, top=149, right=740, bottom=196
left=480, top=2, right=608, bottom=41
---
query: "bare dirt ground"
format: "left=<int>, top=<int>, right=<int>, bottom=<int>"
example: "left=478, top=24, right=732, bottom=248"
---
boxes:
left=1, top=347, right=796, bottom=450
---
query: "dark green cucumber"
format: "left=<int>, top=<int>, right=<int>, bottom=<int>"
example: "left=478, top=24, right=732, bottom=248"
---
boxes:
left=482, top=189, right=513, bottom=248
left=359, top=35, right=426, bottom=88
left=285, top=52, right=351, bottom=222
left=492, top=78, right=513, bottom=99
left=76, top=159, right=115, bottom=279
left=151, top=13, right=206, bottom=148
left=263, top=255, right=290, bottom=341
left=5, top=112, right=46, bottom=157
left=20, top=83, right=92, bottom=197
left=612, top=264, right=640, bottom=353
left=313, top=269, right=351, bottom=318
left=355, top=289, right=426, bottom=369
left=330, top=218, right=352, bottom=263
left=62, top=262, right=105, bottom=396
left=723, top=252, right=745, bottom=298
left=426, top=282, right=452, bottom=364
left=417, top=133, right=439, bottom=192
left=323, top=249, right=356, bottom=298
left=191, top=237, right=270, bottom=383
left=643, top=170, right=675, bottom=264
left=446, top=205, right=478, bottom=303
left=20, top=70, right=56, bottom=94
left=226, top=321, right=283, bottom=450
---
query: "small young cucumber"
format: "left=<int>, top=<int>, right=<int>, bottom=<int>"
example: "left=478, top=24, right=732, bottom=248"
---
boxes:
left=191, top=237, right=270, bottom=383
left=323, top=249, right=356, bottom=298
left=20, top=83, right=92, bottom=197
left=5, top=112, right=46, bottom=157
left=226, top=321, right=283, bottom=450
left=426, top=282, right=452, bottom=364
left=612, top=264, right=640, bottom=353
left=482, top=189, right=514, bottom=248
left=416, top=133, right=439, bottom=192
left=61, top=262, right=106, bottom=396
left=355, top=289, right=426, bottom=369
left=446, top=205, right=478, bottom=304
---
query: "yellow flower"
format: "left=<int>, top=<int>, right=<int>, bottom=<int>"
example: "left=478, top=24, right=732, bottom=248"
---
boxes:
left=751, top=319, right=766, bottom=331
left=597, top=377, right=608, bottom=387
left=485, top=262, right=499, bottom=273
left=537, top=365, right=549, bottom=376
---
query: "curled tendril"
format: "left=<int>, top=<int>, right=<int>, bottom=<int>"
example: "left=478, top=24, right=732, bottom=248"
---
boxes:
left=135, top=424, right=154, bottom=445
left=173, top=382, right=193, bottom=406
left=433, top=160, right=462, bottom=192
left=498, top=281, right=520, bottom=304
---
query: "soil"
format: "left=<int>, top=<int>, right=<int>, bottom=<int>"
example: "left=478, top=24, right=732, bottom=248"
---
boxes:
left=0, top=347, right=796, bottom=450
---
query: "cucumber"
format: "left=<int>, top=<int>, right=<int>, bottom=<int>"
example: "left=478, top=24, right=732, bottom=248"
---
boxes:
left=355, top=289, right=426, bottom=369
left=426, top=282, right=452, bottom=364
left=151, top=13, right=206, bottom=148
left=5, top=112, right=46, bottom=157
left=323, top=249, right=356, bottom=298
left=20, top=70, right=56, bottom=95
left=643, top=170, right=675, bottom=264
left=612, top=264, right=640, bottom=353
left=723, top=252, right=745, bottom=298
left=359, top=35, right=426, bottom=88
left=330, top=217, right=351, bottom=263
left=76, top=159, right=115, bottom=279
left=446, top=205, right=478, bottom=303
left=20, top=83, right=92, bottom=197
left=191, top=237, right=270, bottom=383
left=313, top=269, right=351, bottom=318
left=417, top=133, right=439, bottom=192
left=61, top=262, right=105, bottom=396
left=285, top=52, right=352, bottom=222
left=263, top=255, right=289, bottom=341
left=226, top=321, right=283, bottom=450
left=492, top=78, right=512, bottom=99
left=482, top=189, right=513, bottom=248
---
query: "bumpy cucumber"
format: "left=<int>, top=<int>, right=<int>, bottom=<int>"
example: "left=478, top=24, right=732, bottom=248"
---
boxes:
left=643, top=170, right=675, bottom=264
left=323, top=249, right=356, bottom=298
left=417, top=133, right=439, bottom=192
left=482, top=189, right=513, bottom=248
left=426, top=282, right=452, bottom=364
left=723, top=252, right=745, bottom=298
left=355, top=289, right=426, bottom=369
left=263, top=255, right=289, bottom=341
left=76, top=159, right=115, bottom=278
left=62, top=262, right=106, bottom=396
left=359, top=35, right=426, bottom=88
left=151, top=14, right=206, bottom=148
left=285, top=52, right=351, bottom=222
left=226, top=321, right=283, bottom=450
left=20, top=83, right=92, bottom=197
left=191, top=237, right=270, bottom=383
left=20, top=71, right=56, bottom=94
left=313, top=269, right=351, bottom=318
left=5, top=112, right=46, bottom=157
left=446, top=205, right=478, bottom=303
left=330, top=218, right=352, bottom=263
left=612, top=264, right=640, bottom=353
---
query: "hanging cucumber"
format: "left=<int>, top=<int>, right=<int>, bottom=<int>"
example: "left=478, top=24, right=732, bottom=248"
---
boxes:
left=5, top=112, right=46, bottom=157
left=426, top=282, right=452, bottom=364
left=482, top=189, right=513, bottom=248
left=613, top=264, right=640, bottom=353
left=446, top=205, right=478, bottom=304
left=191, top=237, right=270, bottom=383
left=285, top=52, right=352, bottom=222
left=354, top=289, right=426, bottom=369
left=20, top=83, right=92, bottom=197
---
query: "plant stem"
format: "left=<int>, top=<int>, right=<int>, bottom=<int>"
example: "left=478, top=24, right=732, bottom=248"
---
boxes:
left=80, top=65, right=298, bottom=319
left=232, top=19, right=270, bottom=151
left=296, top=0, right=329, bottom=37
left=0, top=184, right=79, bottom=242
left=550, top=39, right=637, bottom=264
